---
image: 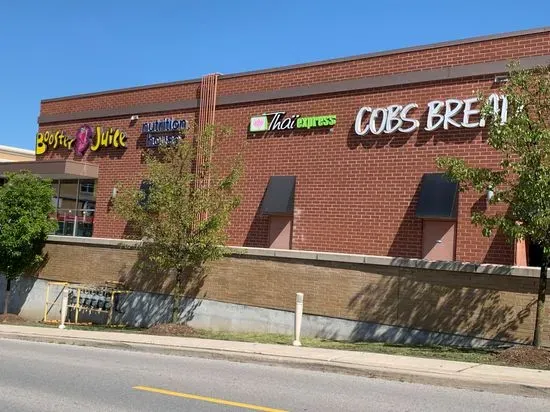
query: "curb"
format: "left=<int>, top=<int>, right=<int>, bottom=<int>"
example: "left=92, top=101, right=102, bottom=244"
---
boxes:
left=1, top=331, right=549, bottom=399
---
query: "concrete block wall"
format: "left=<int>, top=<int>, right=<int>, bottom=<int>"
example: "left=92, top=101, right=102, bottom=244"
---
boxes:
left=0, top=276, right=49, bottom=320
left=25, top=237, right=550, bottom=346
left=0, top=274, right=515, bottom=348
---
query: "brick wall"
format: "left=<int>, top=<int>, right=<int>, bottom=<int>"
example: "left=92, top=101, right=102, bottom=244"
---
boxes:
left=39, top=241, right=549, bottom=346
left=37, top=30, right=550, bottom=264
left=213, top=78, right=513, bottom=263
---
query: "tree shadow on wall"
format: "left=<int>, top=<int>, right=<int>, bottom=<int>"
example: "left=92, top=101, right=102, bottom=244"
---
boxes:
left=484, top=231, right=515, bottom=266
left=470, top=194, right=514, bottom=265
left=244, top=203, right=269, bottom=248
left=343, top=268, right=535, bottom=347
left=386, top=184, right=514, bottom=264
left=0, top=253, right=50, bottom=316
left=115, top=243, right=208, bottom=327
left=121, top=221, right=141, bottom=240
left=0, top=275, right=38, bottom=316
left=388, top=183, right=423, bottom=259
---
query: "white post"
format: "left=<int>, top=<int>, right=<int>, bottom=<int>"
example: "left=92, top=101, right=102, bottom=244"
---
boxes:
left=59, top=288, right=69, bottom=329
left=292, top=292, right=304, bottom=347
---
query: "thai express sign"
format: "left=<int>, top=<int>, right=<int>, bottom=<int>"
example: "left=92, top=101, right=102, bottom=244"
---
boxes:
left=250, top=112, right=336, bottom=132
left=142, top=117, right=187, bottom=148
left=36, top=125, right=127, bottom=156
left=354, top=94, right=508, bottom=135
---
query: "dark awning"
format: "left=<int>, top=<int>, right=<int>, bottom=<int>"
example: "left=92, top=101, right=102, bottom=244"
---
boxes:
left=416, top=173, right=458, bottom=219
left=261, top=176, right=296, bottom=215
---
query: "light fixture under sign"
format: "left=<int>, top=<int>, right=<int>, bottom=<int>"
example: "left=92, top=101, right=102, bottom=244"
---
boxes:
left=130, top=115, right=139, bottom=121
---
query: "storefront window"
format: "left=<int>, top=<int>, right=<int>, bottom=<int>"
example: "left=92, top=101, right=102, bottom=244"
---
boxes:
left=80, top=181, right=95, bottom=194
left=51, top=179, right=96, bottom=237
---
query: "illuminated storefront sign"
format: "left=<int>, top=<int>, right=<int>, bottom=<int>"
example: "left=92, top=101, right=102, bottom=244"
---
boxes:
left=35, top=125, right=127, bottom=156
left=250, top=112, right=336, bottom=132
left=354, top=94, right=508, bottom=136
left=142, top=117, right=187, bottom=148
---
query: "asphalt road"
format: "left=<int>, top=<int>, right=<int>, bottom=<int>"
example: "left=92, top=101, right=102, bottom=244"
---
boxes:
left=0, top=338, right=549, bottom=412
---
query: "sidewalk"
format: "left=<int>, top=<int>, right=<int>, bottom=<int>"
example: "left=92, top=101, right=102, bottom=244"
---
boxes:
left=1, top=324, right=549, bottom=395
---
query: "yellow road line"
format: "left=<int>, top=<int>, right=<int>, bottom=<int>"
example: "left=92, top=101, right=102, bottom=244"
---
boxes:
left=133, top=385, right=288, bottom=412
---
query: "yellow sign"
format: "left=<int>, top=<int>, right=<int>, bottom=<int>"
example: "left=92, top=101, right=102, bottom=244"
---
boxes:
left=35, top=131, right=74, bottom=155
left=91, top=127, right=127, bottom=151
left=36, top=125, right=127, bottom=156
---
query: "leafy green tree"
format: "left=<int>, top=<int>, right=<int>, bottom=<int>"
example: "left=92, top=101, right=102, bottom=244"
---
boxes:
left=437, top=64, right=550, bottom=347
left=114, top=125, right=242, bottom=323
left=0, top=171, right=57, bottom=314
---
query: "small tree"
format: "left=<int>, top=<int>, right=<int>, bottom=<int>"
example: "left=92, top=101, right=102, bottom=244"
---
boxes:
left=437, top=64, right=550, bottom=347
left=0, top=171, right=57, bottom=314
left=114, top=125, right=242, bottom=323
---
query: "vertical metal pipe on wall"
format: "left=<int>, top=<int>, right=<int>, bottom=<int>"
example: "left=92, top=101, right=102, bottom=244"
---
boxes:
left=196, top=73, right=219, bottom=192
left=192, top=73, right=219, bottom=223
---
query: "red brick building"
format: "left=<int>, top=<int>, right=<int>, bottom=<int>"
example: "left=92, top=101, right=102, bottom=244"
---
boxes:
left=11, top=27, right=550, bottom=265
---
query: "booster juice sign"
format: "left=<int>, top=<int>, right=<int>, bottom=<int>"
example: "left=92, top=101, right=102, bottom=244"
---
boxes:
left=36, top=125, right=127, bottom=156
left=142, top=117, right=187, bottom=148
left=354, top=94, right=508, bottom=136
left=250, top=112, right=336, bottom=132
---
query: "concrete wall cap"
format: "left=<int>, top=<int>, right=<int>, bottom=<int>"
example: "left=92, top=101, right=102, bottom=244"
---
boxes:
left=364, top=255, right=395, bottom=266
left=230, top=246, right=275, bottom=257
left=46, top=236, right=541, bottom=277
left=316, top=252, right=367, bottom=264
left=47, top=235, right=141, bottom=248
left=272, top=249, right=318, bottom=260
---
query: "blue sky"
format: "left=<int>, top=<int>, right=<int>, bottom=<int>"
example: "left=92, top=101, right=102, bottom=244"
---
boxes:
left=1, top=0, right=548, bottom=150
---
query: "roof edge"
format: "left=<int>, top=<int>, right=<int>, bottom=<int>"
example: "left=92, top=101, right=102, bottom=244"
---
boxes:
left=0, top=145, right=36, bottom=156
left=41, top=26, right=550, bottom=104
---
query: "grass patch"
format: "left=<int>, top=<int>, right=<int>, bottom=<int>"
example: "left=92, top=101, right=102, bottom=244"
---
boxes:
left=7, top=321, right=542, bottom=368
left=188, top=330, right=497, bottom=364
